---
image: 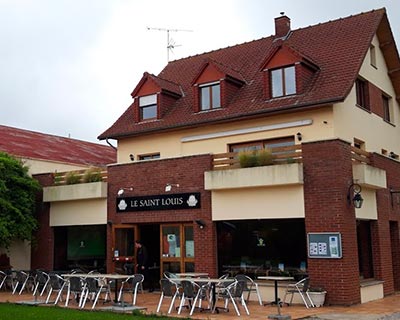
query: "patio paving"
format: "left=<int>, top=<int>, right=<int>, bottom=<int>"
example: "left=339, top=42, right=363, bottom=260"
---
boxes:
left=1, top=289, right=400, bottom=319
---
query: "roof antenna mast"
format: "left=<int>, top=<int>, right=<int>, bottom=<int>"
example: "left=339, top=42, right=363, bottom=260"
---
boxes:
left=147, top=27, right=193, bottom=62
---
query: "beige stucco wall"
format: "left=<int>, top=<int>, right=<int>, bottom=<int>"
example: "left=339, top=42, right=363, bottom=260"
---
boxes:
left=50, top=199, right=107, bottom=226
left=333, top=35, right=400, bottom=154
left=117, top=108, right=335, bottom=162
left=23, top=157, right=88, bottom=175
left=211, top=185, right=305, bottom=221
left=0, top=240, right=31, bottom=270
left=355, top=189, right=378, bottom=220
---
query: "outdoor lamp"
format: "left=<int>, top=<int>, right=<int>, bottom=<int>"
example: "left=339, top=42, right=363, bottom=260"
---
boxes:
left=347, top=183, right=363, bottom=209
left=165, top=183, right=179, bottom=192
left=195, top=219, right=206, bottom=229
left=117, top=187, right=133, bottom=196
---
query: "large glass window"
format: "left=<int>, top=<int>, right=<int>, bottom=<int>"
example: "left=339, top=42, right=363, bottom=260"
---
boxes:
left=217, top=219, right=307, bottom=279
left=271, top=66, right=296, bottom=97
left=200, top=83, right=221, bottom=110
left=139, top=94, right=157, bottom=121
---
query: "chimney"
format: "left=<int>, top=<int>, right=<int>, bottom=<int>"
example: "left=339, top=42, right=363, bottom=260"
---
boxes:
left=275, top=12, right=291, bottom=38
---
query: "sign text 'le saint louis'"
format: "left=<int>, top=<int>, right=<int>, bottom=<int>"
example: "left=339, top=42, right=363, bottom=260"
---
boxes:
left=117, top=192, right=201, bottom=212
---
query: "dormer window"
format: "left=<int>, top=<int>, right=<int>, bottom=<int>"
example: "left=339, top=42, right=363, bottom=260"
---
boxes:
left=271, top=65, right=296, bottom=97
left=139, top=94, right=157, bottom=121
left=200, top=82, right=221, bottom=111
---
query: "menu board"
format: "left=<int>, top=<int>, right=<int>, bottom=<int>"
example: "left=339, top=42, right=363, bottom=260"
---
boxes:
left=308, top=232, right=342, bottom=259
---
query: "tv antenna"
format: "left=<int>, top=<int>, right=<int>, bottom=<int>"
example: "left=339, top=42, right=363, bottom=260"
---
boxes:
left=147, top=27, right=193, bottom=62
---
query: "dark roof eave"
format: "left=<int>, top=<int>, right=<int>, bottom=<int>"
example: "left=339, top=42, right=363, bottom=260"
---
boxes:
left=99, top=96, right=344, bottom=141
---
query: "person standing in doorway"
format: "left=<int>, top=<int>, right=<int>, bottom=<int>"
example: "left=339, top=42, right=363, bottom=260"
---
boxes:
left=135, top=239, right=153, bottom=292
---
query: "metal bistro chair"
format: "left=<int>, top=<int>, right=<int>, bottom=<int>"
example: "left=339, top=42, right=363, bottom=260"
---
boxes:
left=156, top=278, right=181, bottom=314
left=33, top=270, right=50, bottom=296
left=235, top=274, right=263, bottom=305
left=118, top=274, right=144, bottom=306
left=65, top=276, right=85, bottom=307
left=46, top=273, right=68, bottom=304
left=80, top=276, right=111, bottom=309
left=213, top=279, right=249, bottom=316
left=282, top=277, right=314, bottom=308
left=0, top=270, right=13, bottom=291
left=178, top=279, right=210, bottom=316
left=12, top=270, right=34, bottom=295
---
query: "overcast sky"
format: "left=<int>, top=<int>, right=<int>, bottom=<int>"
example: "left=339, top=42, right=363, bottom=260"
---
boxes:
left=1, top=0, right=399, bottom=144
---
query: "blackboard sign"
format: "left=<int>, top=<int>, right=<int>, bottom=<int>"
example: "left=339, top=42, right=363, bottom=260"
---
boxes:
left=307, top=232, right=342, bottom=259
left=117, top=192, right=201, bottom=212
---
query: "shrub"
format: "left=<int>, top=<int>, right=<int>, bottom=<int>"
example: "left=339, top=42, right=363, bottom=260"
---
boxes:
left=83, top=168, right=103, bottom=183
left=257, top=149, right=274, bottom=166
left=238, top=151, right=258, bottom=168
left=65, top=171, right=81, bottom=184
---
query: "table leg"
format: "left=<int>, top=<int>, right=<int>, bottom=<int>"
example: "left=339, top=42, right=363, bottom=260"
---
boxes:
left=274, top=280, right=279, bottom=304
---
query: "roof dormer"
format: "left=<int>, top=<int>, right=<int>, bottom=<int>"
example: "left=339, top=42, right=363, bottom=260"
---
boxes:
left=192, top=59, right=245, bottom=113
left=261, top=45, right=319, bottom=100
left=130, top=72, right=181, bottom=122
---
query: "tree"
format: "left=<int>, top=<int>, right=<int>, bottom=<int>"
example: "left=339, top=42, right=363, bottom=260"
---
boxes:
left=0, top=152, right=41, bottom=248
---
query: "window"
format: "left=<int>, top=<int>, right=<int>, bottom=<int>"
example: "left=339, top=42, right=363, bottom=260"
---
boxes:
left=370, top=45, right=376, bottom=68
left=139, top=94, right=157, bottom=121
left=383, top=95, right=391, bottom=122
left=353, top=138, right=365, bottom=150
left=271, top=66, right=296, bottom=97
left=230, top=137, right=294, bottom=154
left=200, top=82, right=221, bottom=110
left=355, top=78, right=369, bottom=110
left=138, top=153, right=160, bottom=161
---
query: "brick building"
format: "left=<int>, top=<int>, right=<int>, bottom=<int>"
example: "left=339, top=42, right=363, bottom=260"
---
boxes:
left=96, top=8, right=400, bottom=305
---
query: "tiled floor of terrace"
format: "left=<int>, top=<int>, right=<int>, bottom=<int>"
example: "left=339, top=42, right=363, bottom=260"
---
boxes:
left=1, top=289, right=400, bottom=319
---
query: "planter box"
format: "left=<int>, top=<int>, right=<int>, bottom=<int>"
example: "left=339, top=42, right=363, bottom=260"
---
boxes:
left=309, top=291, right=326, bottom=307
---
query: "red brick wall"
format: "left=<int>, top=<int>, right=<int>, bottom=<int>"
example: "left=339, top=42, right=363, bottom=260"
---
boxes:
left=31, top=173, right=54, bottom=271
left=106, top=154, right=217, bottom=276
left=302, top=139, right=361, bottom=305
left=369, top=153, right=400, bottom=294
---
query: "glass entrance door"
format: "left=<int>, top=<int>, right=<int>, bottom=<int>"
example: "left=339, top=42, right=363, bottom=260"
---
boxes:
left=160, top=223, right=194, bottom=275
left=111, top=224, right=137, bottom=273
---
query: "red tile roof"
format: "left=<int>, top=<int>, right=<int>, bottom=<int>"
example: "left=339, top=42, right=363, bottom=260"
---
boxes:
left=0, top=125, right=116, bottom=167
left=99, top=8, right=398, bottom=140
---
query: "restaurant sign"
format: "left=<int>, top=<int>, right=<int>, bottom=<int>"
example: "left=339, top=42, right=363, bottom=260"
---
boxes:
left=117, top=192, right=201, bottom=212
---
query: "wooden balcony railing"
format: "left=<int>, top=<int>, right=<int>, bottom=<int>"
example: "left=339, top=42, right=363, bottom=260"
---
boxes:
left=53, top=168, right=108, bottom=185
left=351, top=146, right=370, bottom=164
left=212, top=145, right=371, bottom=170
left=212, top=145, right=303, bottom=170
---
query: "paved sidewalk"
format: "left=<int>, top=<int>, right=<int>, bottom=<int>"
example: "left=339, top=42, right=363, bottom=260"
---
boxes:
left=2, top=290, right=400, bottom=319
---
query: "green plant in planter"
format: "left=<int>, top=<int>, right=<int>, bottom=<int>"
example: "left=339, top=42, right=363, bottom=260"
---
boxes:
left=257, top=148, right=274, bottom=166
left=238, top=150, right=258, bottom=168
left=83, top=168, right=103, bottom=183
left=65, top=171, right=81, bottom=184
left=53, top=173, right=63, bottom=185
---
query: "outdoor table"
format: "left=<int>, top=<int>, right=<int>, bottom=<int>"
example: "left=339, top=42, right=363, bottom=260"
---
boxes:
left=258, top=276, right=294, bottom=306
left=63, top=273, right=130, bottom=304
left=174, top=272, right=209, bottom=277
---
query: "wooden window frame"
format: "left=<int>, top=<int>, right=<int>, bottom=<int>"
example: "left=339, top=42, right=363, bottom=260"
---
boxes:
left=355, top=78, right=370, bottom=110
left=139, top=94, right=157, bottom=121
left=271, top=65, right=296, bottom=98
left=200, top=82, right=221, bottom=111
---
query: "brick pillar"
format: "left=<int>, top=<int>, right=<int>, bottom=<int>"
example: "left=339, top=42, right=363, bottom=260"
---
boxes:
left=31, top=173, right=55, bottom=270
left=390, top=222, right=400, bottom=291
left=302, top=139, right=360, bottom=305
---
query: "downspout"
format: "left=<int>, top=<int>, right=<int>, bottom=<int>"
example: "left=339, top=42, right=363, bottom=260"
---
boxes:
left=106, top=138, right=117, bottom=150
